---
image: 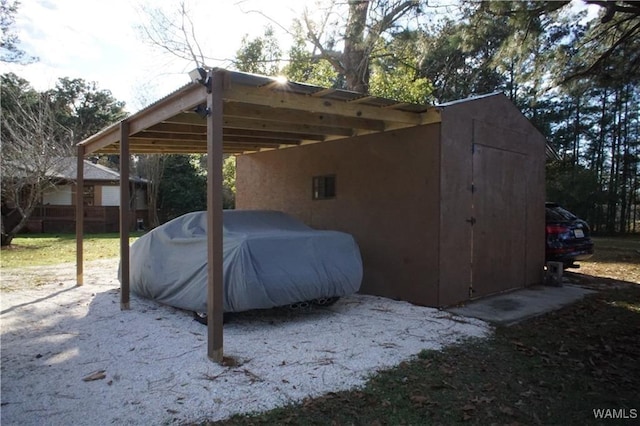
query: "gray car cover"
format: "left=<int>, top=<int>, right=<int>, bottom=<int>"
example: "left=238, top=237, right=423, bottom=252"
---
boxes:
left=122, top=210, right=363, bottom=313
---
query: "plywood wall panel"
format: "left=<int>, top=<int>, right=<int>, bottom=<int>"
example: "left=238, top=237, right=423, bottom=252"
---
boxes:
left=237, top=125, right=442, bottom=306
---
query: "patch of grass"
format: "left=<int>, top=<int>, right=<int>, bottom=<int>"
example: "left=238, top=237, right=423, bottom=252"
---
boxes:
left=206, top=286, right=640, bottom=426
left=0, top=233, right=142, bottom=268
left=577, top=235, right=640, bottom=283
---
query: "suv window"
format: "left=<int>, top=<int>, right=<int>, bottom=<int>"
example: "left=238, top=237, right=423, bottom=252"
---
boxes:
left=546, top=205, right=577, bottom=222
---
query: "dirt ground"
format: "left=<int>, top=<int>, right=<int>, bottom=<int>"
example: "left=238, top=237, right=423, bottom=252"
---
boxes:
left=0, top=259, right=489, bottom=426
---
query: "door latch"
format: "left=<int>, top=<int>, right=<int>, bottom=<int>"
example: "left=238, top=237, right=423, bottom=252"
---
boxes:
left=466, top=217, right=476, bottom=225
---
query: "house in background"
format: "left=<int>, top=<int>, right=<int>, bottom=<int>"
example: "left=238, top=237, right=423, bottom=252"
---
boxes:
left=25, top=158, right=148, bottom=233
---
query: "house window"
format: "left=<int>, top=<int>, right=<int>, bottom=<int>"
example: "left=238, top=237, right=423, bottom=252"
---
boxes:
left=83, top=185, right=95, bottom=206
left=312, top=175, right=336, bottom=200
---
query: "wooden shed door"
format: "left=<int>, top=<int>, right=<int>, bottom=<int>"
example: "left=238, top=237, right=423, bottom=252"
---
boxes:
left=471, top=144, right=527, bottom=298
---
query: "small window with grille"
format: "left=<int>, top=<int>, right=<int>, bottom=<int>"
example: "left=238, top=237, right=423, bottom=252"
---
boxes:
left=312, top=175, right=336, bottom=200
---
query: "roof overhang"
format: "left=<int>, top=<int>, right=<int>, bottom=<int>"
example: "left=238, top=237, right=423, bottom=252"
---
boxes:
left=78, top=68, right=442, bottom=155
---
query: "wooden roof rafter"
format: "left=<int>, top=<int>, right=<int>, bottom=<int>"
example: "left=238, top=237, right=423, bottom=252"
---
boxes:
left=77, top=68, right=441, bottom=156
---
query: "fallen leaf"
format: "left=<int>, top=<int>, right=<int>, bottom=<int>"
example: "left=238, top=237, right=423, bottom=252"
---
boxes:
left=222, top=356, right=238, bottom=367
left=82, top=370, right=106, bottom=382
left=410, top=395, right=429, bottom=405
left=499, top=405, right=514, bottom=415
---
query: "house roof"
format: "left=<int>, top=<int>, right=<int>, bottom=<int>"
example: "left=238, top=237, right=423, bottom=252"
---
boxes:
left=51, top=157, right=146, bottom=183
left=77, top=68, right=442, bottom=155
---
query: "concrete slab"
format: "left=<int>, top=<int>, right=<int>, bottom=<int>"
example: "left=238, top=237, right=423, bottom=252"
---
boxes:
left=448, top=284, right=596, bottom=326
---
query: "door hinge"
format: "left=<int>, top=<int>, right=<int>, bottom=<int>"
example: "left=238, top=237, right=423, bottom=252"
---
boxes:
left=470, top=184, right=475, bottom=193
left=466, top=217, right=476, bottom=225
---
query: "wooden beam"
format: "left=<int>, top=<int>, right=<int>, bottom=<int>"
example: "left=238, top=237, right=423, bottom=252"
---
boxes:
left=132, top=132, right=205, bottom=141
left=165, top=111, right=355, bottom=137
left=420, top=108, right=442, bottom=125
left=79, top=84, right=206, bottom=154
left=98, top=147, right=260, bottom=155
left=222, top=116, right=353, bottom=137
left=382, top=102, right=410, bottom=109
left=131, top=128, right=322, bottom=143
left=223, top=128, right=324, bottom=141
left=146, top=122, right=206, bottom=134
left=78, top=125, right=120, bottom=155
left=93, top=145, right=207, bottom=154
left=224, top=136, right=300, bottom=145
left=384, top=107, right=442, bottom=131
left=162, top=112, right=207, bottom=125
left=126, top=84, right=205, bottom=135
left=119, top=120, right=131, bottom=310
left=224, top=102, right=385, bottom=132
left=310, top=88, right=337, bottom=97
left=347, top=95, right=376, bottom=104
left=257, top=80, right=284, bottom=90
left=122, top=138, right=293, bottom=151
left=207, top=69, right=225, bottom=363
left=223, top=83, right=424, bottom=125
left=76, top=145, right=85, bottom=286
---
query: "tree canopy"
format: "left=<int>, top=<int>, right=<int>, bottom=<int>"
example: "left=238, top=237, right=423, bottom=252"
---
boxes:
left=0, top=0, right=36, bottom=63
left=0, top=73, right=128, bottom=244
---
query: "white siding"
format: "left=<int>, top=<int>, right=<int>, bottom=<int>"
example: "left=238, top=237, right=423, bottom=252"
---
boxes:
left=43, top=185, right=72, bottom=205
left=101, top=186, right=120, bottom=206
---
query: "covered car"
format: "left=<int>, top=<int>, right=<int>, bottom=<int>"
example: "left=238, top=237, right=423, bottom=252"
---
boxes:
left=122, top=210, right=363, bottom=313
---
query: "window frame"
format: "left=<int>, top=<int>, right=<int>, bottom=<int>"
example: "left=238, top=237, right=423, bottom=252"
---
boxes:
left=312, top=174, right=336, bottom=200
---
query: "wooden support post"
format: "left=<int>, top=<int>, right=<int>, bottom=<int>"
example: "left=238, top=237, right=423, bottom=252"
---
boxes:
left=206, top=70, right=225, bottom=363
left=120, top=120, right=131, bottom=310
left=76, top=145, right=85, bottom=286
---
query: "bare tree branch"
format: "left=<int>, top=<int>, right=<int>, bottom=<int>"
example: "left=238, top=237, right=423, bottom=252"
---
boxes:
left=180, top=1, right=206, bottom=67
left=135, top=1, right=211, bottom=69
left=1, top=90, right=74, bottom=245
left=303, top=9, right=345, bottom=74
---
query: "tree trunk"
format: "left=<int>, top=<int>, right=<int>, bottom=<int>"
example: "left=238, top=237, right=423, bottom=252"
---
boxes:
left=607, top=88, right=622, bottom=233
left=573, top=96, right=580, bottom=167
left=618, top=83, right=633, bottom=233
left=143, top=154, right=166, bottom=228
left=1, top=184, right=40, bottom=246
left=1, top=218, right=14, bottom=246
left=343, top=0, right=370, bottom=92
left=593, top=88, right=608, bottom=232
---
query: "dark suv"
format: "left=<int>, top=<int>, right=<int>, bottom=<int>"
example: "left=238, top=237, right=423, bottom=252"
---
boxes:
left=545, top=202, right=594, bottom=268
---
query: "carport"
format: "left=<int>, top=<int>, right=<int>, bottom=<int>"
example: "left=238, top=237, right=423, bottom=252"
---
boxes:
left=75, top=68, right=441, bottom=362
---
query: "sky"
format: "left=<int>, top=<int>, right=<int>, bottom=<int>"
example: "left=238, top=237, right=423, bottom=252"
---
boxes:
left=6, top=0, right=597, bottom=113
left=5, top=0, right=313, bottom=111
